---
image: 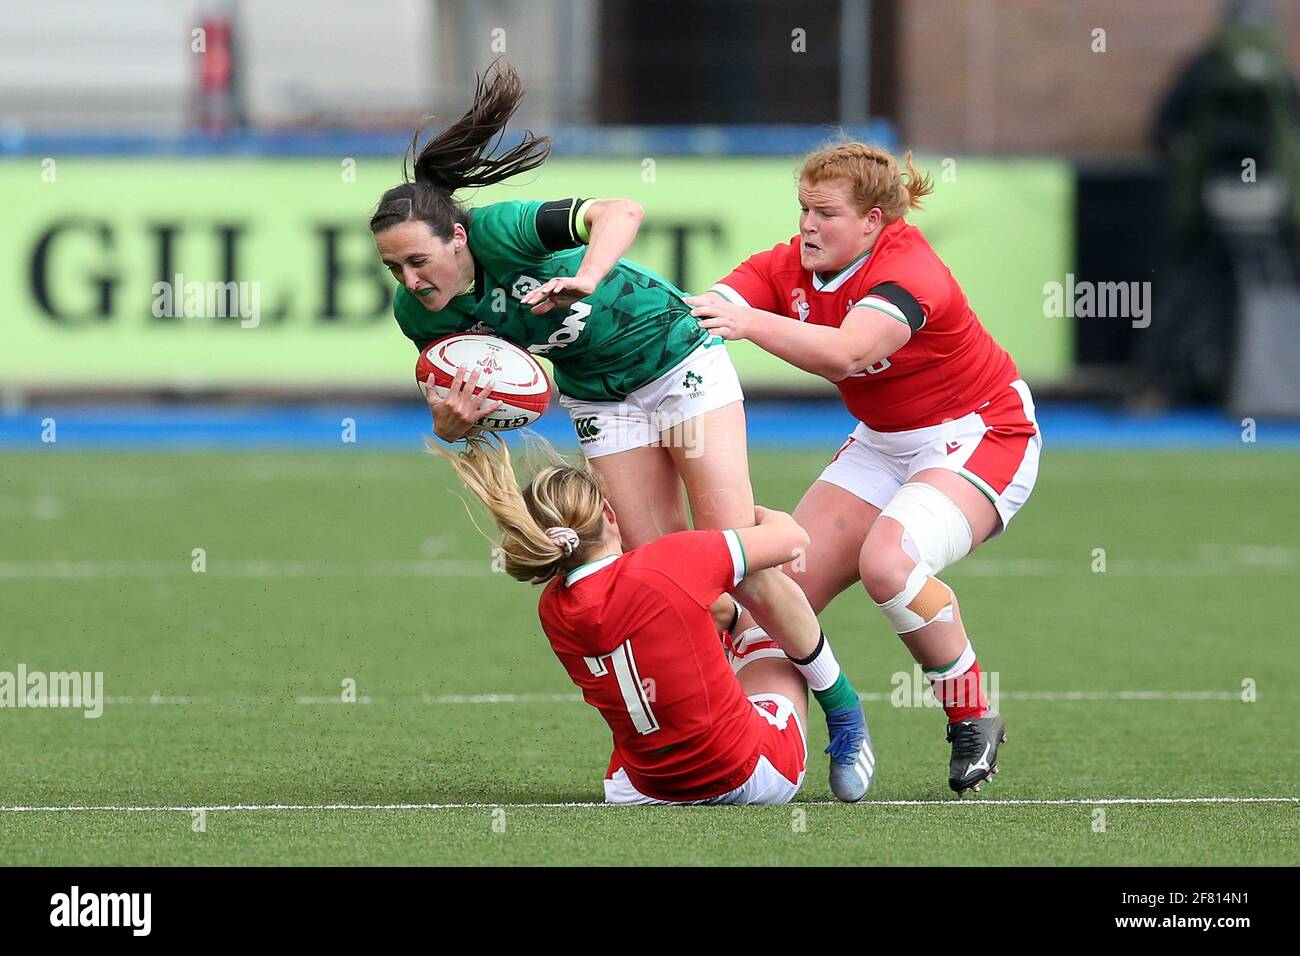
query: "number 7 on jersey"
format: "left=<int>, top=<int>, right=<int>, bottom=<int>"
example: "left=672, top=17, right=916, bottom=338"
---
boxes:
left=584, top=640, right=659, bottom=735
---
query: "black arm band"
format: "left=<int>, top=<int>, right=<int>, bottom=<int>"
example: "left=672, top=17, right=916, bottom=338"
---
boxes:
left=535, top=199, right=590, bottom=251
left=866, top=282, right=927, bottom=333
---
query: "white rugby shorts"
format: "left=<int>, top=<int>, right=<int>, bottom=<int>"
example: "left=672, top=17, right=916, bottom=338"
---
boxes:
left=819, top=379, right=1042, bottom=532
left=560, top=339, right=744, bottom=459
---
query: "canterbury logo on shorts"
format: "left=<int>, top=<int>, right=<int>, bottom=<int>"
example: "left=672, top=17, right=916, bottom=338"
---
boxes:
left=574, top=416, right=602, bottom=442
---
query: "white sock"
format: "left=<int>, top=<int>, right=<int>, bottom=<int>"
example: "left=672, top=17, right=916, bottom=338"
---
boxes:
left=790, top=632, right=841, bottom=692
left=923, top=639, right=976, bottom=682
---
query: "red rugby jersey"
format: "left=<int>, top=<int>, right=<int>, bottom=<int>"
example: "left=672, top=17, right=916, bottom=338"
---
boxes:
left=713, top=220, right=1019, bottom=431
left=537, top=529, right=765, bottom=802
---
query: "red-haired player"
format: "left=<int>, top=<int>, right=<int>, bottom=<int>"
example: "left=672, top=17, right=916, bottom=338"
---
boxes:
left=688, top=143, right=1042, bottom=794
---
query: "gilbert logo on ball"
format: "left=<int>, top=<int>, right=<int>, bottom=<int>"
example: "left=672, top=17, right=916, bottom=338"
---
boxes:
left=416, top=333, right=552, bottom=431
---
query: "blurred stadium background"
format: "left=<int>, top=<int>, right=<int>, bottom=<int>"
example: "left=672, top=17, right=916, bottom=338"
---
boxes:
left=1, top=0, right=1297, bottom=866
left=3, top=0, right=1297, bottom=414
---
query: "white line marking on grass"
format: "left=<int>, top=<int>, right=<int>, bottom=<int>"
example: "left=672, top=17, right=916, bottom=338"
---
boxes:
left=0, top=560, right=490, bottom=579
left=1, top=551, right=1291, bottom=579
left=86, top=689, right=1256, bottom=707
left=420, top=691, right=1249, bottom=705
left=951, top=559, right=1058, bottom=576
left=0, top=797, right=1296, bottom=813
left=956, top=557, right=1295, bottom=577
left=983, top=690, right=1242, bottom=702
left=296, top=696, right=373, bottom=705
left=103, top=695, right=208, bottom=705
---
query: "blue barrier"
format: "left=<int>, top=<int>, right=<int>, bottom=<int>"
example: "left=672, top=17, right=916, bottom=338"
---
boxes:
left=1, top=402, right=1296, bottom=450
left=0, top=123, right=896, bottom=158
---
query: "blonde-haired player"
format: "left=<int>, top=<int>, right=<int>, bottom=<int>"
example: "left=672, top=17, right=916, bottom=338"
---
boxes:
left=431, top=433, right=812, bottom=805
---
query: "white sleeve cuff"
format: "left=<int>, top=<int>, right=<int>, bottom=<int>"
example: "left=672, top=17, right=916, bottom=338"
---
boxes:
left=852, top=295, right=910, bottom=325
left=709, top=283, right=751, bottom=308
left=722, top=529, right=746, bottom=586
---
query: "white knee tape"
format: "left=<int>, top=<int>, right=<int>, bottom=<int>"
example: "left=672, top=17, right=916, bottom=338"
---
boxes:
left=876, top=562, right=956, bottom=634
left=879, top=483, right=973, bottom=574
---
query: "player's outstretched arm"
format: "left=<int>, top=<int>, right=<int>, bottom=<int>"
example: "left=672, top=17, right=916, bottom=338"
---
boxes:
left=733, top=506, right=810, bottom=575
left=575, top=198, right=643, bottom=285
left=521, top=198, right=644, bottom=314
left=685, top=296, right=910, bottom=381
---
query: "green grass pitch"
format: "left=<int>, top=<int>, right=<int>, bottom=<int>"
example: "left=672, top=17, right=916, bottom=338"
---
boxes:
left=0, top=446, right=1295, bottom=865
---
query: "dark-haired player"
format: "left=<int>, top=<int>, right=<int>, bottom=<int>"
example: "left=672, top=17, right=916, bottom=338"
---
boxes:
left=370, top=62, right=875, bottom=800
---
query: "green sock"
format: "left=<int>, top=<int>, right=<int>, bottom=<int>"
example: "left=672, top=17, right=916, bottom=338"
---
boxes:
left=812, top=673, right=859, bottom=715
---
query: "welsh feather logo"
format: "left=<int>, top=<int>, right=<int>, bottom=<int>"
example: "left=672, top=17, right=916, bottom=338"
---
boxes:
left=574, top=416, right=602, bottom=443
left=511, top=276, right=541, bottom=300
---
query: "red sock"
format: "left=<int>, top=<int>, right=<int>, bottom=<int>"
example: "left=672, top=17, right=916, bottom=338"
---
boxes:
left=932, top=660, right=989, bottom=723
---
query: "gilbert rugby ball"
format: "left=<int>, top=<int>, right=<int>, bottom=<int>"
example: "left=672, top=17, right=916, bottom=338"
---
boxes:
left=416, top=333, right=552, bottom=431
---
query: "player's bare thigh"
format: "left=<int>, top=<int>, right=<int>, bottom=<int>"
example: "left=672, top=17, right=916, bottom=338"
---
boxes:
left=664, top=405, right=841, bottom=660
left=788, top=480, right=882, bottom=614
left=661, top=400, right=755, bottom=528
left=588, top=445, right=688, bottom=549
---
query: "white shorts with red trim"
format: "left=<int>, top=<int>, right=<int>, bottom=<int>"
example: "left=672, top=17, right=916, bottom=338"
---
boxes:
left=602, top=693, right=807, bottom=806
left=818, top=379, right=1042, bottom=533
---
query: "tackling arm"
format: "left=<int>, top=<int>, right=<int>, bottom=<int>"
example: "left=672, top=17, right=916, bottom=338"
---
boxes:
left=732, top=506, right=811, bottom=575
left=690, top=299, right=912, bottom=382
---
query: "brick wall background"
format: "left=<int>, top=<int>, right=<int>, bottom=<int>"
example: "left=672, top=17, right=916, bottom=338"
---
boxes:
left=895, top=0, right=1300, bottom=157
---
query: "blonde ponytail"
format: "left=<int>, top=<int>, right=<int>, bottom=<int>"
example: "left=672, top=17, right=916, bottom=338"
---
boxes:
left=426, top=433, right=607, bottom=584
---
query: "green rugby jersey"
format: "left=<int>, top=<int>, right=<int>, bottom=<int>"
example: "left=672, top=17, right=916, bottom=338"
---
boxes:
left=391, top=198, right=710, bottom=402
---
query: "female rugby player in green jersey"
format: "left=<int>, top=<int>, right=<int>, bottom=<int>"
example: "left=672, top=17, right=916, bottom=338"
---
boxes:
left=369, top=62, right=875, bottom=801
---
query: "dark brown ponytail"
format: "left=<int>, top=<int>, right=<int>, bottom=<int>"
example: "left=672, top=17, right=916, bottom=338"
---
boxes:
left=370, top=60, right=552, bottom=239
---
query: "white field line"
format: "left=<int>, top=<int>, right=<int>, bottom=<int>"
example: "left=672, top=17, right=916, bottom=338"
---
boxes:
left=76, top=689, right=1251, bottom=707
left=0, top=549, right=1293, bottom=579
left=0, top=560, right=492, bottom=579
left=0, top=797, right=1296, bottom=813
left=418, top=690, right=1248, bottom=704
left=420, top=692, right=582, bottom=704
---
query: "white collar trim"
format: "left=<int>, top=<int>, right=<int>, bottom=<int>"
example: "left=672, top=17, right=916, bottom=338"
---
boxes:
left=811, top=250, right=871, bottom=293
left=564, top=554, right=619, bottom=586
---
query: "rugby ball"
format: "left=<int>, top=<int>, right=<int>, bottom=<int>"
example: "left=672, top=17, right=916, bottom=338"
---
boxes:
left=416, top=333, right=552, bottom=431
